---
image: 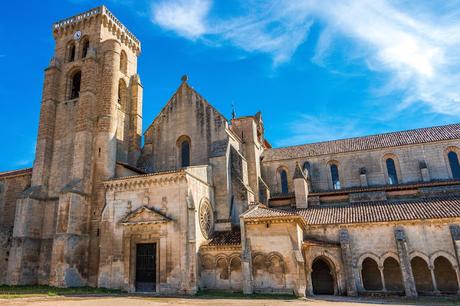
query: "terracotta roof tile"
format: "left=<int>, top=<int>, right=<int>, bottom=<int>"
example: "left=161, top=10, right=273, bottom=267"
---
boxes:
left=244, top=197, right=460, bottom=225
left=207, top=230, right=241, bottom=246
left=264, top=123, right=460, bottom=161
left=299, top=197, right=460, bottom=225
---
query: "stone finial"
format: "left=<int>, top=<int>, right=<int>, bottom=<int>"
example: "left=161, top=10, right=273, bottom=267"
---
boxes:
left=49, top=56, right=61, bottom=69
left=293, top=162, right=307, bottom=181
left=181, top=74, right=189, bottom=83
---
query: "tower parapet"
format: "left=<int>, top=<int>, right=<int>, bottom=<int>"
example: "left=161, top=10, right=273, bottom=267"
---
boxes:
left=52, top=5, right=141, bottom=54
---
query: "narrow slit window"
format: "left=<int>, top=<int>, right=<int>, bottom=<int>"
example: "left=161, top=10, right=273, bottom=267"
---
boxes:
left=280, top=169, right=288, bottom=193
left=386, top=158, right=398, bottom=185
left=181, top=140, right=190, bottom=167
left=448, top=151, right=460, bottom=179
left=330, top=164, right=340, bottom=189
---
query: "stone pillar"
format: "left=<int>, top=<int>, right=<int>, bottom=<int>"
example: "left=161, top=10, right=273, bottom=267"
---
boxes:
left=419, top=161, right=431, bottom=182
left=450, top=225, right=460, bottom=267
left=429, top=265, right=440, bottom=294
left=379, top=266, right=386, bottom=291
left=293, top=250, right=307, bottom=297
left=359, top=168, right=368, bottom=187
left=394, top=227, right=417, bottom=297
left=240, top=217, right=253, bottom=294
left=128, top=74, right=143, bottom=166
left=339, top=229, right=358, bottom=296
left=293, top=162, right=309, bottom=209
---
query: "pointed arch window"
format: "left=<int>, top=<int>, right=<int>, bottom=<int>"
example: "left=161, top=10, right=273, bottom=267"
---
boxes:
left=330, top=164, right=340, bottom=190
left=386, top=158, right=398, bottom=185
left=280, top=169, right=288, bottom=193
left=69, top=71, right=81, bottom=99
left=180, top=139, right=190, bottom=167
left=448, top=151, right=460, bottom=179
left=81, top=38, right=90, bottom=58
left=68, top=42, right=76, bottom=62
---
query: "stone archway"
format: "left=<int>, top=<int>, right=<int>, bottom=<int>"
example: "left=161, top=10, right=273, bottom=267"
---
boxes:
left=311, top=257, right=335, bottom=295
left=383, top=257, right=404, bottom=291
left=433, top=256, right=459, bottom=293
left=361, top=257, right=382, bottom=291
left=411, top=256, right=433, bottom=293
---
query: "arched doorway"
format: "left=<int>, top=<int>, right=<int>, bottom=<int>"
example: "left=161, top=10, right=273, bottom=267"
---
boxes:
left=311, top=258, right=335, bottom=295
left=434, top=256, right=459, bottom=293
left=361, top=257, right=382, bottom=290
left=411, top=256, right=433, bottom=293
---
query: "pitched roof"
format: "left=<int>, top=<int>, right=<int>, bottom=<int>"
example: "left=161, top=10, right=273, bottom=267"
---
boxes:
left=0, top=168, right=32, bottom=179
left=207, top=230, right=241, bottom=246
left=299, top=197, right=460, bottom=225
left=244, top=197, right=460, bottom=225
left=263, top=123, right=460, bottom=161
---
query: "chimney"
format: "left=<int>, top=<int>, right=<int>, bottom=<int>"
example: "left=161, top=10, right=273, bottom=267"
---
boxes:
left=293, top=162, right=309, bottom=209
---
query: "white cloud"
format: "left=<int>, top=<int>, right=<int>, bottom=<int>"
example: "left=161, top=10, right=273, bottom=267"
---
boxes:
left=151, top=0, right=211, bottom=39
left=275, top=114, right=369, bottom=147
left=150, top=0, right=460, bottom=115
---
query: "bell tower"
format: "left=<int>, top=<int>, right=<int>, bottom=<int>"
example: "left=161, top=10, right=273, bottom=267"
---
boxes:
left=7, top=6, right=142, bottom=286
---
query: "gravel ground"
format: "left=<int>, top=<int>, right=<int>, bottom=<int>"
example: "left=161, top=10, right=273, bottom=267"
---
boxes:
left=1, top=295, right=459, bottom=306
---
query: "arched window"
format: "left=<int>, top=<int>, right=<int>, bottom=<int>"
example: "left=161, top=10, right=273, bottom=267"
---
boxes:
left=330, top=164, right=340, bottom=190
left=386, top=158, right=398, bottom=185
left=448, top=151, right=460, bottom=179
left=69, top=71, right=81, bottom=99
left=81, top=38, right=89, bottom=58
left=180, top=139, right=190, bottom=167
left=303, top=161, right=311, bottom=176
left=280, top=169, right=288, bottom=193
left=120, top=50, right=127, bottom=74
left=67, top=42, right=76, bottom=62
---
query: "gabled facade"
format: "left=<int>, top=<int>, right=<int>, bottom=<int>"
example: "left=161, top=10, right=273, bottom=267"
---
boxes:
left=1, top=5, right=460, bottom=298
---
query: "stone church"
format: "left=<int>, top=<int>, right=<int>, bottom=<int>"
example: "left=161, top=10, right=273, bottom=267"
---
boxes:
left=1, top=6, right=460, bottom=297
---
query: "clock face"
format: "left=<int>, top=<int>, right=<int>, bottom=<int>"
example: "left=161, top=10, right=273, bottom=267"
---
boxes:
left=73, top=31, right=81, bottom=41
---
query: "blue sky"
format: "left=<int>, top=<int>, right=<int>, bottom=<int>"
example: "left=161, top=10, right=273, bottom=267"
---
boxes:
left=1, top=0, right=460, bottom=171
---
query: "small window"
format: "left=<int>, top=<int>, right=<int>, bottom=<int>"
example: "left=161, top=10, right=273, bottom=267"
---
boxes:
left=280, top=169, right=288, bottom=193
left=81, top=38, right=89, bottom=58
left=330, top=164, right=340, bottom=189
left=68, top=43, right=76, bottom=62
left=386, top=158, right=398, bottom=185
left=448, top=151, right=460, bottom=179
left=120, top=50, right=127, bottom=74
left=181, top=140, right=190, bottom=167
left=69, top=71, right=81, bottom=99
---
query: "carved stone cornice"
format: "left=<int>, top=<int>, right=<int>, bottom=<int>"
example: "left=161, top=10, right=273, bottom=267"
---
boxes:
left=103, top=170, right=186, bottom=191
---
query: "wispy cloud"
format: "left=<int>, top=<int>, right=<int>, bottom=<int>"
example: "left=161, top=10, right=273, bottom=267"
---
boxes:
left=275, top=114, right=369, bottom=147
left=150, top=0, right=460, bottom=115
left=152, top=0, right=211, bottom=39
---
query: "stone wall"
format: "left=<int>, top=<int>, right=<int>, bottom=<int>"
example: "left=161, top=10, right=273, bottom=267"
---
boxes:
left=0, top=172, right=31, bottom=284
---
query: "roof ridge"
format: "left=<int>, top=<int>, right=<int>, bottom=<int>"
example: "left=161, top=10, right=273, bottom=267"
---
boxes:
left=271, top=122, right=460, bottom=151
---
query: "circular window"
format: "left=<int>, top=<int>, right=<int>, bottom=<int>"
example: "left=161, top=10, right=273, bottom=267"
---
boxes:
left=199, top=199, right=214, bottom=239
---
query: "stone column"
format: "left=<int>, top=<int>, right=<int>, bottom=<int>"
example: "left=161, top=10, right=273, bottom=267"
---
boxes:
left=378, top=266, right=386, bottom=291
left=293, top=162, right=309, bottom=209
left=429, top=265, right=440, bottom=294
left=339, top=229, right=358, bottom=296
left=394, top=227, right=417, bottom=297
left=449, top=224, right=460, bottom=295
left=240, top=217, right=253, bottom=294
left=293, top=250, right=307, bottom=297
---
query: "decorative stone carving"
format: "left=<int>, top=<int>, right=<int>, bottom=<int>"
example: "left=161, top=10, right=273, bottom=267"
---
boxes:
left=199, top=199, right=214, bottom=239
